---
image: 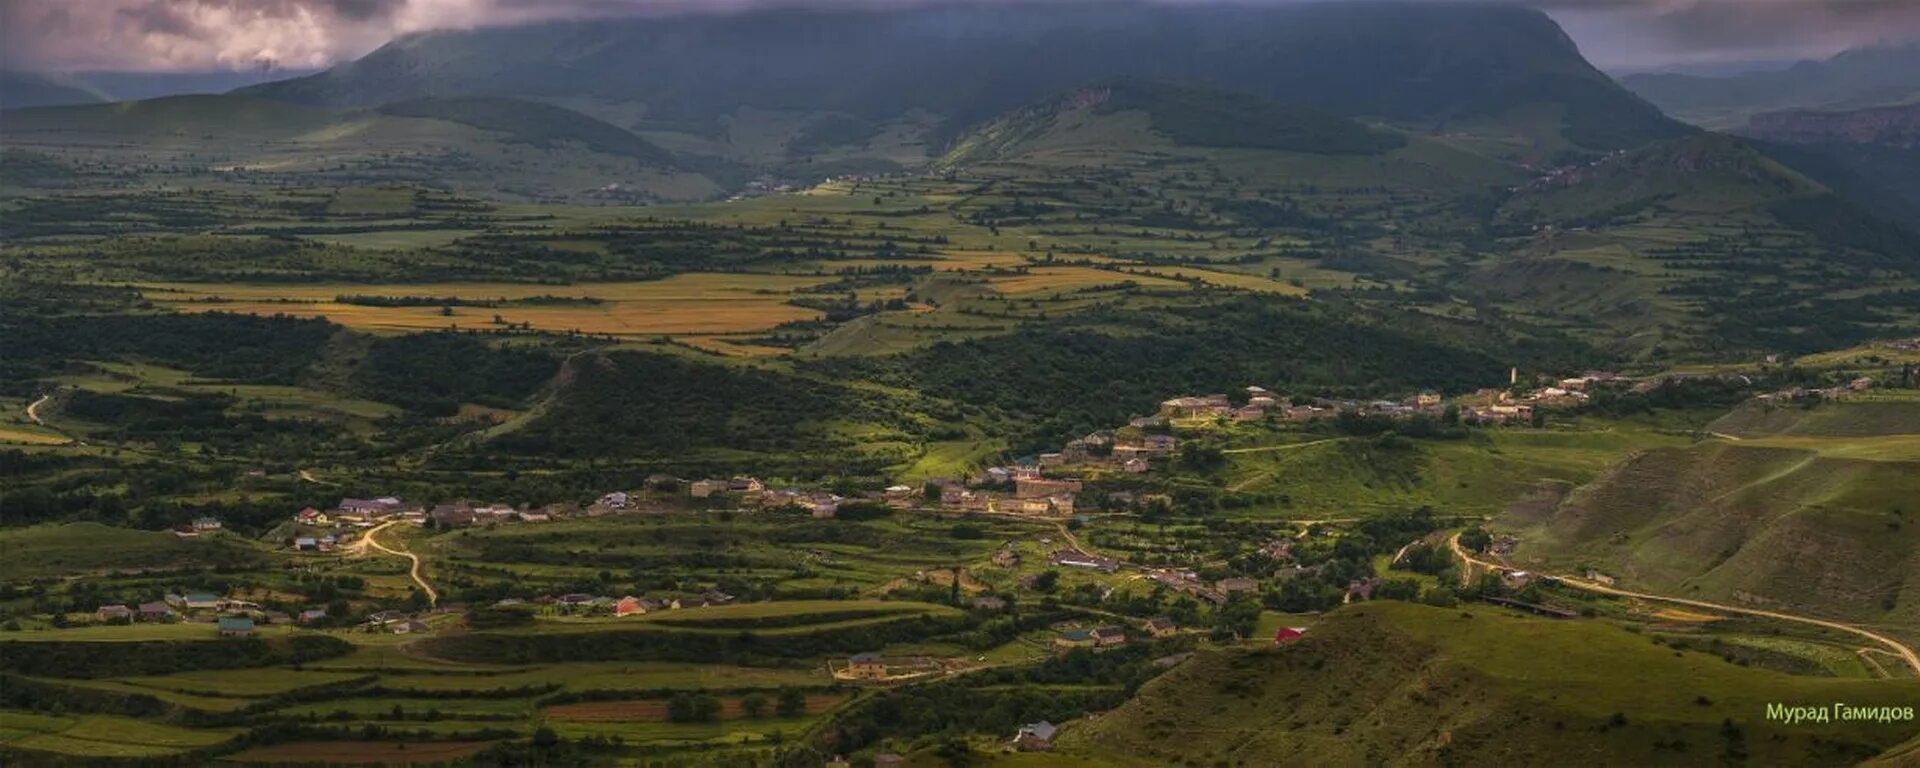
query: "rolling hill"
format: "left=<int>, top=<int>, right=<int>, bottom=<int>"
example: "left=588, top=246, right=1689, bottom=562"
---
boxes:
left=940, top=80, right=1404, bottom=167
left=1060, top=601, right=1920, bottom=766
left=0, top=94, right=719, bottom=202
left=1499, top=400, right=1920, bottom=626
left=239, top=2, right=1683, bottom=153
left=375, top=97, right=676, bottom=166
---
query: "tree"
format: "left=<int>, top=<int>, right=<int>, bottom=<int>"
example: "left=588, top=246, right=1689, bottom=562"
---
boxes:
left=776, top=687, right=807, bottom=717
left=1031, top=570, right=1060, bottom=593
left=741, top=691, right=769, bottom=718
left=1458, top=527, right=1492, bottom=554
left=532, top=726, right=560, bottom=749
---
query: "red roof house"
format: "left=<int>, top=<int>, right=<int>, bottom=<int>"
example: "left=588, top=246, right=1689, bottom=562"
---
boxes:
left=1274, top=627, right=1306, bottom=644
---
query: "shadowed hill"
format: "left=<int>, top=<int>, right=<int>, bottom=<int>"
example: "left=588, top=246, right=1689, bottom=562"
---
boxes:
left=239, top=2, right=1683, bottom=152
left=376, top=97, right=675, bottom=166
left=941, top=79, right=1405, bottom=166
left=1061, top=601, right=1920, bottom=766
left=0, top=94, right=336, bottom=137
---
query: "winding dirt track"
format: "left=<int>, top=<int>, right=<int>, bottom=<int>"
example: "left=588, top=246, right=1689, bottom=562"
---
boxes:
left=1447, top=533, right=1920, bottom=677
left=360, top=521, right=438, bottom=606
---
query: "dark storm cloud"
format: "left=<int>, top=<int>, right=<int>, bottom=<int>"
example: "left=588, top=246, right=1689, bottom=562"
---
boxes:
left=2, top=0, right=1918, bottom=73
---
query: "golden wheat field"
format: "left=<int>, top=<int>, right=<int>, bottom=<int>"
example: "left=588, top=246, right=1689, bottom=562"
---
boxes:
left=135, top=275, right=829, bottom=336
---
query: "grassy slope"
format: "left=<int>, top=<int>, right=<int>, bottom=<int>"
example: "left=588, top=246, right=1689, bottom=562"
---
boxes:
left=0, top=523, right=263, bottom=580
left=1061, top=601, right=1920, bottom=766
left=1502, top=400, right=1920, bottom=626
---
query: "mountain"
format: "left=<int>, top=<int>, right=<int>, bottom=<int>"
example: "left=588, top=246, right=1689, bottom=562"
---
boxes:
left=1743, top=103, right=1920, bottom=228
left=940, top=79, right=1405, bottom=166
left=0, top=69, right=319, bottom=109
left=1623, top=43, right=1920, bottom=129
left=1748, top=102, right=1920, bottom=148
left=239, top=2, right=1683, bottom=153
left=0, top=72, right=105, bottom=109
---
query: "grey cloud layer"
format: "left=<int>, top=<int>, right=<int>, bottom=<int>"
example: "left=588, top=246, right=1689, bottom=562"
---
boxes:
left=3, top=0, right=1918, bottom=73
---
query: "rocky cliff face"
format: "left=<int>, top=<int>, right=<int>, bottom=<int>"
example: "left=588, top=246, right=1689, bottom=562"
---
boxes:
left=1747, top=102, right=1920, bottom=147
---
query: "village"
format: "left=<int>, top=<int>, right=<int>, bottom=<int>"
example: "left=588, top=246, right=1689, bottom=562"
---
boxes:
left=122, top=371, right=1652, bottom=644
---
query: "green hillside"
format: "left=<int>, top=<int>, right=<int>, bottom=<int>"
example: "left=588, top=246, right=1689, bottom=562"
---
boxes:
left=1500, top=401, right=1920, bottom=625
left=1060, top=601, right=1920, bottom=766
left=942, top=80, right=1403, bottom=166
left=376, top=97, right=675, bottom=165
left=0, top=95, right=336, bottom=138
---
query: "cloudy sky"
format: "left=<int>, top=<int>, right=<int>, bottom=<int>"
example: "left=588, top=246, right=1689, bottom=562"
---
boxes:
left=3, top=0, right=1919, bottom=74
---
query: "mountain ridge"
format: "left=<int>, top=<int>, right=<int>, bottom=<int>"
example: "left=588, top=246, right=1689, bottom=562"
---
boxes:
left=237, top=1, right=1683, bottom=152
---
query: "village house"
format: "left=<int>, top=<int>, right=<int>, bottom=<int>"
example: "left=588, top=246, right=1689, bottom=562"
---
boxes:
left=599, top=491, right=631, bottom=509
left=471, top=503, right=516, bottom=521
left=294, top=536, right=318, bottom=551
left=1112, top=433, right=1177, bottom=458
left=1011, top=721, right=1057, bottom=752
left=517, top=509, right=552, bottom=523
left=1015, top=477, right=1082, bottom=499
left=883, top=484, right=918, bottom=509
left=366, top=609, right=407, bottom=626
left=217, top=616, right=255, bottom=637
left=1122, top=457, right=1150, bottom=473
left=689, top=479, right=725, bottom=498
left=1053, top=628, right=1098, bottom=651
left=1230, top=405, right=1268, bottom=422
left=429, top=503, right=475, bottom=527
left=137, top=602, right=176, bottom=621
left=171, top=592, right=222, bottom=611
left=171, top=525, right=200, bottom=539
left=847, top=652, right=890, bottom=679
left=96, top=604, right=132, bottom=622
left=973, top=595, right=1007, bottom=611
left=299, top=608, right=328, bottom=624
left=1348, top=577, right=1381, bottom=601
left=1158, top=395, right=1231, bottom=419
left=294, top=507, right=329, bottom=526
left=991, top=548, right=1021, bottom=568
left=191, top=516, right=223, bottom=532
left=338, top=497, right=401, bottom=516
left=1584, top=569, right=1616, bottom=587
left=393, top=619, right=431, bottom=635
left=1274, top=626, right=1306, bottom=644
left=615, top=596, right=647, bottom=617
left=1049, top=549, right=1119, bottom=573
left=699, top=590, right=736, bottom=607
left=729, top=477, right=765, bottom=494
left=1217, top=577, right=1259, bottom=594
left=1144, top=617, right=1178, bottom=638
left=1091, top=626, right=1128, bottom=648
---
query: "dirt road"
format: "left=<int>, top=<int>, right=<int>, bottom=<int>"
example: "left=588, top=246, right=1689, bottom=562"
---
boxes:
left=1447, top=533, right=1920, bottom=676
left=358, top=521, right=438, bottom=606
